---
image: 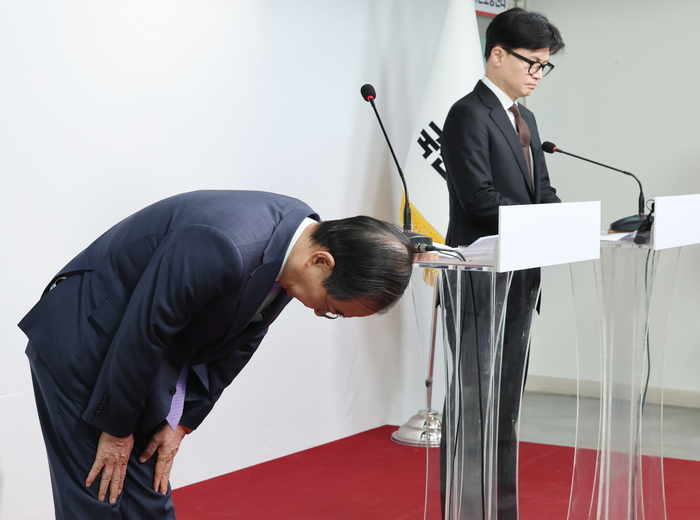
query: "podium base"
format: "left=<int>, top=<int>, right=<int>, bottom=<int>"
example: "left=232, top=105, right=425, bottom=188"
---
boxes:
left=390, top=409, right=441, bottom=447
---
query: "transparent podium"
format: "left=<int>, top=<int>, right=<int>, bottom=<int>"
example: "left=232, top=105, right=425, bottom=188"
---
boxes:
left=416, top=201, right=600, bottom=520
left=567, top=194, right=700, bottom=520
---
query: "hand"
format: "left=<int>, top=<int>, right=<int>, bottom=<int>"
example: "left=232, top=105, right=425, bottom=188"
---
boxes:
left=139, top=423, right=187, bottom=494
left=85, top=431, right=135, bottom=503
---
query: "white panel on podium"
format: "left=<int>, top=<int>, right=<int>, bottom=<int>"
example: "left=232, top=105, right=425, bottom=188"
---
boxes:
left=652, top=193, right=700, bottom=250
left=497, top=201, right=601, bottom=272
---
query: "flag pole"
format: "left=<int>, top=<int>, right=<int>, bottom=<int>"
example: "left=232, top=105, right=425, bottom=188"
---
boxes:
left=391, top=277, right=441, bottom=447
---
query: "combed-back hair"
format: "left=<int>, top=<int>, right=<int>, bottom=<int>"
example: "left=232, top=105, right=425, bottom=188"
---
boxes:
left=310, top=216, right=414, bottom=315
left=484, top=7, right=565, bottom=60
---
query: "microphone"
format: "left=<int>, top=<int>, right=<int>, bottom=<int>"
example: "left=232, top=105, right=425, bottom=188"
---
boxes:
left=360, top=84, right=376, bottom=103
left=542, top=141, right=646, bottom=232
left=360, top=83, right=433, bottom=250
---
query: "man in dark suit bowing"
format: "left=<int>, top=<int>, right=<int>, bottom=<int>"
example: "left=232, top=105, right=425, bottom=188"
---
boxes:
left=440, top=8, right=564, bottom=519
left=19, top=190, right=414, bottom=520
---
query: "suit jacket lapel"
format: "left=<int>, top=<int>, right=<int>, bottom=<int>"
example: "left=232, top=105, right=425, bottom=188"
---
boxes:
left=222, top=209, right=319, bottom=345
left=521, top=108, right=542, bottom=202
left=476, top=82, right=534, bottom=198
left=231, top=263, right=282, bottom=332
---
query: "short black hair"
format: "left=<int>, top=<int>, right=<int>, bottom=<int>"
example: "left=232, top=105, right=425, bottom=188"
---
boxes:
left=484, top=8, right=564, bottom=61
left=310, top=216, right=414, bottom=315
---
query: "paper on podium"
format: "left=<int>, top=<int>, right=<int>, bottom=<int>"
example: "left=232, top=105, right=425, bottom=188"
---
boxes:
left=458, top=235, right=498, bottom=265
left=600, top=232, right=635, bottom=243
left=413, top=235, right=498, bottom=268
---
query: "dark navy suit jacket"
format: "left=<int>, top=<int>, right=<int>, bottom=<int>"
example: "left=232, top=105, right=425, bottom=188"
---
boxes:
left=20, top=190, right=319, bottom=438
left=442, top=80, right=560, bottom=247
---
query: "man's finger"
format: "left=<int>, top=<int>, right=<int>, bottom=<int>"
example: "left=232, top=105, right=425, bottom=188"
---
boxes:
left=98, top=467, right=114, bottom=502
left=153, top=462, right=169, bottom=495
left=153, top=466, right=165, bottom=493
left=117, top=463, right=127, bottom=496
left=139, top=434, right=162, bottom=463
left=109, top=473, right=122, bottom=504
left=85, top=461, right=103, bottom=488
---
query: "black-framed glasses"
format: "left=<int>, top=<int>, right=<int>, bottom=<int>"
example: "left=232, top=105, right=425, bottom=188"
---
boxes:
left=314, top=291, right=341, bottom=319
left=505, top=49, right=554, bottom=77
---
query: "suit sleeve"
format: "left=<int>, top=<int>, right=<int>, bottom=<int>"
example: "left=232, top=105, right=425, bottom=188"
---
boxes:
left=178, top=329, right=267, bottom=430
left=537, top=159, right=561, bottom=204
left=82, top=225, right=244, bottom=437
left=442, top=103, right=520, bottom=229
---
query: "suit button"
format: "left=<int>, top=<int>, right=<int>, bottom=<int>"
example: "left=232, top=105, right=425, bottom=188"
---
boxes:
left=169, top=386, right=177, bottom=396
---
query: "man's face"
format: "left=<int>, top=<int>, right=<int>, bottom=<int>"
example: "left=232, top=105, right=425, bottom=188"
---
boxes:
left=282, top=277, right=375, bottom=319
left=278, top=244, right=377, bottom=319
left=494, top=47, right=550, bottom=101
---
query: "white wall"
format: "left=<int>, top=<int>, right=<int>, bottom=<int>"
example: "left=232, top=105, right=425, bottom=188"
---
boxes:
left=526, top=0, right=700, bottom=401
left=0, top=1, right=448, bottom=518
left=4, top=1, right=699, bottom=518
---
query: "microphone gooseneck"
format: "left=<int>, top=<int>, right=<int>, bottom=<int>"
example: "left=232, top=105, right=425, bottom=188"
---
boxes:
left=360, top=83, right=412, bottom=234
left=360, top=83, right=434, bottom=251
left=542, top=141, right=646, bottom=231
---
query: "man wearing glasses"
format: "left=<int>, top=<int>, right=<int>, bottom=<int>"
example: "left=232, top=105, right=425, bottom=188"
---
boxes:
left=440, top=8, right=564, bottom=520
left=19, top=190, right=414, bottom=519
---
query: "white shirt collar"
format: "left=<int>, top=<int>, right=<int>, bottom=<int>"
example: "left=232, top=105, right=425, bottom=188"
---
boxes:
left=482, top=76, right=518, bottom=130
left=278, top=217, right=316, bottom=280
left=252, top=217, right=316, bottom=322
left=481, top=75, right=517, bottom=112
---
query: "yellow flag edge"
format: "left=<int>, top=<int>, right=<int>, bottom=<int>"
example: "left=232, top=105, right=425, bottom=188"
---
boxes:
left=401, top=195, right=444, bottom=287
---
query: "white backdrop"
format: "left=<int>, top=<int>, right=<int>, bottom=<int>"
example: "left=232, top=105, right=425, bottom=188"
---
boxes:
left=3, top=1, right=700, bottom=519
left=526, top=0, right=700, bottom=402
left=0, top=1, right=448, bottom=518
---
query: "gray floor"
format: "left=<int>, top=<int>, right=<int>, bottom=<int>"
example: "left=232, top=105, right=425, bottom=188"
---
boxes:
left=519, top=392, right=700, bottom=461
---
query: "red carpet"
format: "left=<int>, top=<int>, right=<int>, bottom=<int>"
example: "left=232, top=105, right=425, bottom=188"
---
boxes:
left=172, top=425, right=699, bottom=519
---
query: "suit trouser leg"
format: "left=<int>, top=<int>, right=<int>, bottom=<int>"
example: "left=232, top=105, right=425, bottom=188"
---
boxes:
left=439, top=269, right=539, bottom=520
left=440, top=271, right=494, bottom=519
left=29, top=353, right=176, bottom=520
left=497, top=268, right=539, bottom=520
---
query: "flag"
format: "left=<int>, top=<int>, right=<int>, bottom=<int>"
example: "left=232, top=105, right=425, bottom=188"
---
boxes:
left=403, top=0, right=485, bottom=244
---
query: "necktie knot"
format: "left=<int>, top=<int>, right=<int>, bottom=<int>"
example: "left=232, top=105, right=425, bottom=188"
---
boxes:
left=508, top=104, right=531, bottom=148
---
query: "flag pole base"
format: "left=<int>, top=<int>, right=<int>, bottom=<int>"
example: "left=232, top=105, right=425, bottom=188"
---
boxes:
left=390, top=409, right=441, bottom=447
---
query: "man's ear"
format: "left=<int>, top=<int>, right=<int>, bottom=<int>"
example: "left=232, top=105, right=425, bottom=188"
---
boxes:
left=490, top=46, right=505, bottom=67
left=308, top=250, right=335, bottom=272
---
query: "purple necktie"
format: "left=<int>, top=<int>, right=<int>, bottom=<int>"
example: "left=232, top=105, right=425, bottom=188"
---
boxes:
left=166, top=362, right=189, bottom=430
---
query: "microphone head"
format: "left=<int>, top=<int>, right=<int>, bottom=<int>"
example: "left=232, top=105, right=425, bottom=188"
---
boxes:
left=541, top=141, right=557, bottom=154
left=360, top=84, right=376, bottom=102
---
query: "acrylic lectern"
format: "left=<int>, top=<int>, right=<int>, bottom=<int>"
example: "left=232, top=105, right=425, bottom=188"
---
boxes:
left=567, top=193, right=700, bottom=520
left=416, top=201, right=600, bottom=520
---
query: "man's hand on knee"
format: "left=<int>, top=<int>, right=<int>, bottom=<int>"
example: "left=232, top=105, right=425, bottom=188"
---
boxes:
left=85, top=431, right=135, bottom=503
left=139, top=422, right=187, bottom=494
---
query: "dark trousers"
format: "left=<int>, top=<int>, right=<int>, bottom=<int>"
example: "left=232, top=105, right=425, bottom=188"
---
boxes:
left=29, top=353, right=176, bottom=520
left=440, top=268, right=540, bottom=520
